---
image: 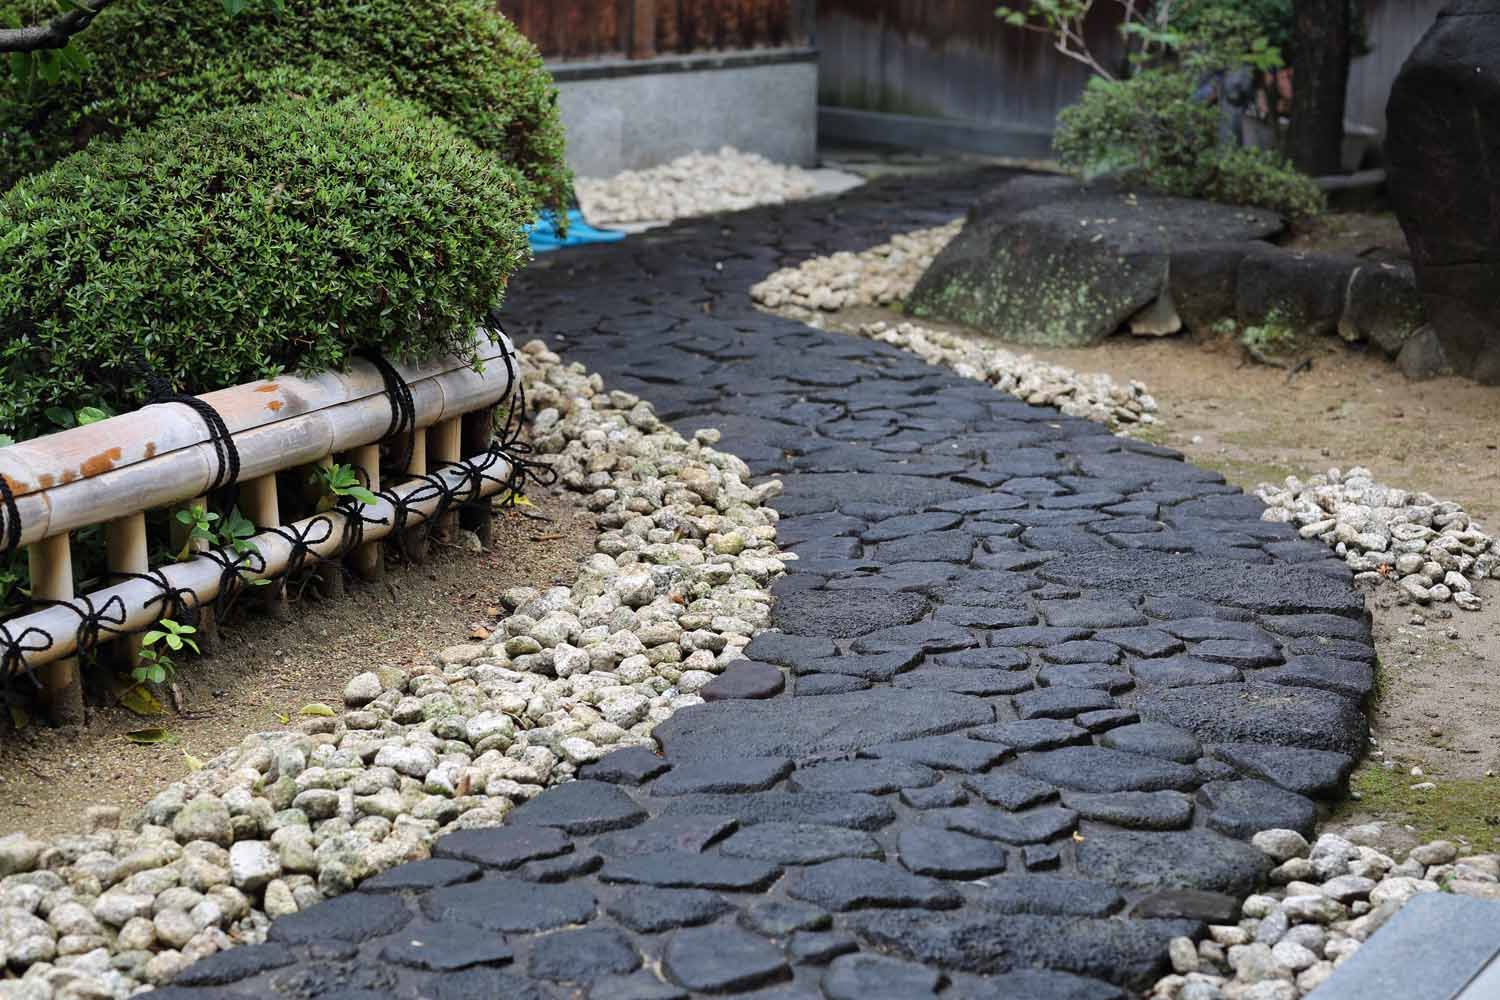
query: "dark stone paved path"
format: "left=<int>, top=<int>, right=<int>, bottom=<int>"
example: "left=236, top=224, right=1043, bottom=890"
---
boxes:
left=157, top=171, right=1373, bottom=998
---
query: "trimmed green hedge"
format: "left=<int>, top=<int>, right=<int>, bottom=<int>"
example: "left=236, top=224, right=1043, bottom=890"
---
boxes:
left=0, top=95, right=532, bottom=441
left=0, top=0, right=569, bottom=217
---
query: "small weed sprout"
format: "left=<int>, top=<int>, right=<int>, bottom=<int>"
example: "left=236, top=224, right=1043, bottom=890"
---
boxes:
left=136, top=619, right=199, bottom=685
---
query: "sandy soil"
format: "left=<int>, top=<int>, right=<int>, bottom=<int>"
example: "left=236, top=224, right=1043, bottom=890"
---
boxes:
left=830, top=304, right=1500, bottom=811
left=0, top=489, right=597, bottom=840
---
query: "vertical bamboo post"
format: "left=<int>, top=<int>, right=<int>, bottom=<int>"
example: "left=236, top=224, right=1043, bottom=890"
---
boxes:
left=430, top=418, right=462, bottom=544
left=400, top=429, right=430, bottom=564
left=241, top=474, right=289, bottom=620
left=350, top=444, right=383, bottom=581
left=28, top=534, right=84, bottom=726
left=460, top=408, right=495, bottom=549
left=106, top=513, right=148, bottom=670
left=313, top=456, right=344, bottom=600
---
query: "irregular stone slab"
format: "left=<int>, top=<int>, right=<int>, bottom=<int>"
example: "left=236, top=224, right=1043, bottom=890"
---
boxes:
left=771, top=589, right=929, bottom=639
left=863, top=735, right=1011, bottom=773
left=789, top=760, right=939, bottom=795
left=743, top=633, right=837, bottom=667
left=651, top=757, right=792, bottom=796
left=740, top=899, right=832, bottom=936
left=907, top=176, right=1280, bottom=348
left=527, top=927, right=639, bottom=982
left=970, top=875, right=1125, bottom=917
left=822, top=952, right=943, bottom=1000
left=599, top=852, right=782, bottom=891
left=787, top=930, right=859, bottom=965
left=1014, top=687, right=1116, bottom=720
left=506, top=781, right=647, bottom=836
left=589, top=970, right=689, bottom=999
left=898, top=827, right=1009, bottom=879
left=901, top=784, right=969, bottom=810
left=1192, top=638, right=1282, bottom=668
left=361, top=859, right=481, bottom=893
left=850, top=621, right=979, bottom=655
left=1044, top=550, right=1367, bottom=617
left=654, top=689, right=992, bottom=762
left=717, top=821, right=885, bottom=867
left=604, top=888, right=731, bottom=933
left=434, top=826, right=572, bottom=871
left=378, top=920, right=515, bottom=972
left=863, top=512, right=963, bottom=541
left=658, top=792, right=895, bottom=831
left=926, top=805, right=1078, bottom=845
left=894, top=667, right=1033, bottom=696
left=1197, top=779, right=1318, bottom=839
left=962, top=774, right=1058, bottom=810
left=1018, top=747, right=1199, bottom=793
left=168, top=943, right=296, bottom=986
left=662, top=926, right=790, bottom=993
left=776, top=472, right=980, bottom=513
left=1041, top=641, right=1122, bottom=665
left=522, top=851, right=602, bottom=883
left=932, top=647, right=1030, bottom=671
left=847, top=908, right=1198, bottom=990
left=592, top=815, right=738, bottom=858
left=580, top=747, right=672, bottom=785
left=969, top=719, right=1089, bottom=751
left=1077, top=708, right=1140, bottom=732
left=1061, top=791, right=1194, bottom=830
left=269, top=892, right=412, bottom=944
left=429, top=968, right=553, bottom=1000
left=1259, top=655, right=1375, bottom=700
left=796, top=674, right=872, bottom=696
left=1136, top=682, right=1367, bottom=755
left=1039, top=599, right=1147, bottom=629
left=785, top=859, right=962, bottom=911
left=1076, top=830, right=1270, bottom=895
left=933, top=604, right=1039, bottom=629
left=1208, top=743, right=1355, bottom=799
left=701, top=660, right=786, bottom=701
left=1094, top=627, right=1185, bottom=658
left=796, top=651, right=921, bottom=681
left=422, top=878, right=595, bottom=933
left=1098, top=723, right=1202, bottom=763
left=1036, top=663, right=1134, bottom=693
left=1130, top=655, right=1241, bottom=688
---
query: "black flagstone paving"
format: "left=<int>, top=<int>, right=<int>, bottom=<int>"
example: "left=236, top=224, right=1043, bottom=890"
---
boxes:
left=157, top=170, right=1372, bottom=999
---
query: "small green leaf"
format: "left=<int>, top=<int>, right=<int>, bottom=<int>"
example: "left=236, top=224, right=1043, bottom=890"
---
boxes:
left=299, top=702, right=336, bottom=717
left=45, top=406, right=75, bottom=429
left=274, top=710, right=291, bottom=725
left=345, top=486, right=379, bottom=506
left=125, top=727, right=170, bottom=745
left=76, top=406, right=107, bottom=425
left=142, top=630, right=165, bottom=646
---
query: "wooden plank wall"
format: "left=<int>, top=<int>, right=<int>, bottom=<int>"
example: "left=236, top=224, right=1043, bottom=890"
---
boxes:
left=496, top=0, right=812, bottom=61
left=816, top=0, right=1124, bottom=134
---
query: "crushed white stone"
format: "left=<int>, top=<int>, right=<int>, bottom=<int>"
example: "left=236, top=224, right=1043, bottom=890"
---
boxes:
left=575, top=146, right=820, bottom=225
left=852, top=320, right=1157, bottom=431
left=749, top=220, right=962, bottom=314
left=1256, top=467, right=1496, bottom=609
left=1150, top=825, right=1500, bottom=1000
left=0, top=341, right=785, bottom=999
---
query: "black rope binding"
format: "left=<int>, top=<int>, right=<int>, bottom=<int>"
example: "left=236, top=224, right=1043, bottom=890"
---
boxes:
left=0, top=474, right=20, bottom=561
left=357, top=349, right=417, bottom=477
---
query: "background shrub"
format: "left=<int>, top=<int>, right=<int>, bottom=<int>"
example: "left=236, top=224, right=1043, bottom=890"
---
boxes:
left=0, top=95, right=533, bottom=442
left=1054, top=69, right=1325, bottom=219
left=0, top=0, right=569, bottom=217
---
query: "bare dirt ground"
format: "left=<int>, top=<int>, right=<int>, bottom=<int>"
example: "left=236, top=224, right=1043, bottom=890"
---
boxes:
left=831, top=300, right=1500, bottom=849
left=0, top=489, right=596, bottom=840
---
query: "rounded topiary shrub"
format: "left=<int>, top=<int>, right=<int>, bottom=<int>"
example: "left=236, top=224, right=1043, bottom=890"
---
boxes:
left=0, top=0, right=569, bottom=217
left=0, top=95, right=532, bottom=442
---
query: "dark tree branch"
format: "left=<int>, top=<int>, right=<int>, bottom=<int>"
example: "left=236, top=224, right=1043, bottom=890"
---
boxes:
left=0, top=0, right=116, bottom=54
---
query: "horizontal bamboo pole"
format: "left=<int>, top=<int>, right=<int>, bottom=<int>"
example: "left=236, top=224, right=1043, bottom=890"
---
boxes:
left=2, top=447, right=513, bottom=676
left=0, top=334, right=516, bottom=548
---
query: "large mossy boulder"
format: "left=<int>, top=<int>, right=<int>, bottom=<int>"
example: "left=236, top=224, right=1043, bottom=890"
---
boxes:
left=1387, top=0, right=1500, bottom=384
left=906, top=177, right=1283, bottom=348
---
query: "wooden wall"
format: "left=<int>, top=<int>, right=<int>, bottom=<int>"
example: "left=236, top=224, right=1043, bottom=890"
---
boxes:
left=496, top=0, right=815, bottom=62
left=816, top=0, right=1124, bottom=135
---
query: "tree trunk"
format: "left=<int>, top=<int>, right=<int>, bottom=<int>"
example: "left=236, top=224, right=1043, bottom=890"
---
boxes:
left=1288, top=0, right=1352, bottom=176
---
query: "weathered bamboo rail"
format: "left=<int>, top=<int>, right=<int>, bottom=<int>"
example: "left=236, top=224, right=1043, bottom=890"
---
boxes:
left=0, top=332, right=522, bottom=725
